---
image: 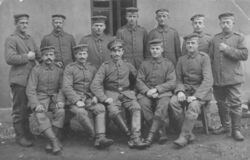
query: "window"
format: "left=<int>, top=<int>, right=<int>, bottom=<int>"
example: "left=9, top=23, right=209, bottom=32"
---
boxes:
left=91, top=0, right=137, bottom=35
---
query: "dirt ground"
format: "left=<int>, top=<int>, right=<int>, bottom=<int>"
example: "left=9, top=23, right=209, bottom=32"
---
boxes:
left=1, top=110, right=250, bottom=160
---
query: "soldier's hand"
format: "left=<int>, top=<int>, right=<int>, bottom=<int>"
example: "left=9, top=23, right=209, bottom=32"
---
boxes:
left=177, top=92, right=186, bottom=102
left=152, top=93, right=159, bottom=98
left=147, top=88, right=157, bottom=97
left=35, top=104, right=45, bottom=113
left=219, top=43, right=229, bottom=51
left=187, top=96, right=197, bottom=103
left=92, top=96, right=98, bottom=105
left=56, top=102, right=65, bottom=109
left=76, top=101, right=85, bottom=108
left=55, top=62, right=64, bottom=68
left=105, top=98, right=113, bottom=105
left=27, top=51, right=36, bottom=60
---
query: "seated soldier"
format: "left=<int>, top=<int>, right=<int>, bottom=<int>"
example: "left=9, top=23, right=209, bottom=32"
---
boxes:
left=90, top=39, right=147, bottom=149
left=26, top=46, right=65, bottom=155
left=136, top=38, right=176, bottom=147
left=63, top=44, right=113, bottom=149
left=169, top=33, right=213, bottom=148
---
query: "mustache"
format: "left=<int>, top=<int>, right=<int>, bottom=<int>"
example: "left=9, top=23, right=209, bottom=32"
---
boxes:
left=45, top=58, right=53, bottom=62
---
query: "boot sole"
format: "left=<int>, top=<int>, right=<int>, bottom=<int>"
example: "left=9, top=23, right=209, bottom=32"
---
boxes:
left=95, top=141, right=114, bottom=149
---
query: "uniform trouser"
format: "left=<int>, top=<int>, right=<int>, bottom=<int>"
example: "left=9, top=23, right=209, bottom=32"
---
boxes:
left=105, top=90, right=141, bottom=137
left=10, top=84, right=30, bottom=138
left=169, top=95, right=204, bottom=137
left=70, top=101, right=106, bottom=135
left=35, top=109, right=65, bottom=134
left=138, top=95, right=170, bottom=127
left=32, top=95, right=65, bottom=134
left=213, top=84, right=242, bottom=130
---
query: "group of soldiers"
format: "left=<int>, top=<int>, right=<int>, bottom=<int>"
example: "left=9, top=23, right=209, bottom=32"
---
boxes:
left=4, top=6, right=248, bottom=155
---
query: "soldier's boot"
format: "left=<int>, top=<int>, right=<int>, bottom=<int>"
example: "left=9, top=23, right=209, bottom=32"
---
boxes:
left=128, top=110, right=147, bottom=149
left=213, top=103, right=231, bottom=135
left=23, top=119, right=34, bottom=140
left=231, top=111, right=244, bottom=141
left=94, top=113, right=113, bottom=149
left=13, top=122, right=33, bottom=147
left=113, top=114, right=131, bottom=137
left=158, top=125, right=168, bottom=144
left=173, top=119, right=195, bottom=148
left=144, top=119, right=162, bottom=147
left=43, top=128, right=62, bottom=155
left=46, top=126, right=63, bottom=152
left=79, top=116, right=95, bottom=140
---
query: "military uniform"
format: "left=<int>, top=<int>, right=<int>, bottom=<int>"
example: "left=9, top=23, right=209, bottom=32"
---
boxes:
left=41, top=30, right=76, bottom=67
left=209, top=31, right=248, bottom=138
left=26, top=63, right=65, bottom=134
left=63, top=58, right=113, bottom=148
left=137, top=58, right=176, bottom=124
left=79, top=34, right=113, bottom=68
left=182, top=32, right=212, bottom=55
left=169, top=47, right=213, bottom=146
left=5, top=14, right=40, bottom=146
left=116, top=24, right=147, bottom=69
left=147, top=26, right=181, bottom=65
left=91, top=56, right=146, bottom=148
left=137, top=55, right=176, bottom=146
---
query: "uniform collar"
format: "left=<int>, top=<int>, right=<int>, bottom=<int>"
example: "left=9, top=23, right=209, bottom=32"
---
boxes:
left=218, top=31, right=234, bottom=39
left=151, top=57, right=164, bottom=64
left=75, top=61, right=88, bottom=70
left=52, top=30, right=64, bottom=37
left=112, top=59, right=123, bottom=67
left=42, top=63, right=56, bottom=70
left=126, top=24, right=138, bottom=31
left=15, top=30, right=30, bottom=39
left=92, top=32, right=105, bottom=41
left=187, top=51, right=199, bottom=59
left=156, top=25, right=169, bottom=33
left=193, top=31, right=204, bottom=38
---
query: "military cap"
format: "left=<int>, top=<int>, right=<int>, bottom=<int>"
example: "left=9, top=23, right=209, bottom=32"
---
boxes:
left=107, top=39, right=124, bottom=50
left=91, top=15, right=107, bottom=24
left=52, top=14, right=66, bottom=20
left=190, top=14, right=205, bottom=21
left=41, top=46, right=55, bottom=54
left=125, top=7, right=139, bottom=13
left=73, top=44, right=88, bottom=54
left=218, top=12, right=234, bottom=20
left=155, top=8, right=169, bottom=14
left=183, top=33, right=200, bottom=41
left=148, top=38, right=163, bottom=46
left=14, top=14, right=29, bottom=23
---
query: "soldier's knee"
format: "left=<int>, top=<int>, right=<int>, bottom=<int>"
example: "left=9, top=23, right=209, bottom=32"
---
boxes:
left=169, top=96, right=179, bottom=108
left=186, top=102, right=200, bottom=120
left=75, top=108, right=88, bottom=119
left=130, top=101, right=141, bottom=112
left=56, top=108, right=65, bottom=116
left=94, top=103, right=106, bottom=114
left=106, top=104, right=120, bottom=118
left=35, top=112, right=48, bottom=122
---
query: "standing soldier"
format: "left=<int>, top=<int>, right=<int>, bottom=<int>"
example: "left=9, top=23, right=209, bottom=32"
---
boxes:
left=182, top=14, right=212, bottom=55
left=79, top=16, right=114, bottom=68
left=147, top=9, right=181, bottom=65
left=63, top=44, right=113, bottom=149
left=136, top=39, right=176, bottom=147
left=169, top=33, right=213, bottom=148
left=41, top=14, right=76, bottom=68
left=91, top=39, right=147, bottom=149
left=210, top=13, right=248, bottom=141
left=26, top=46, right=65, bottom=155
left=116, top=7, right=147, bottom=69
left=4, top=14, right=40, bottom=147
